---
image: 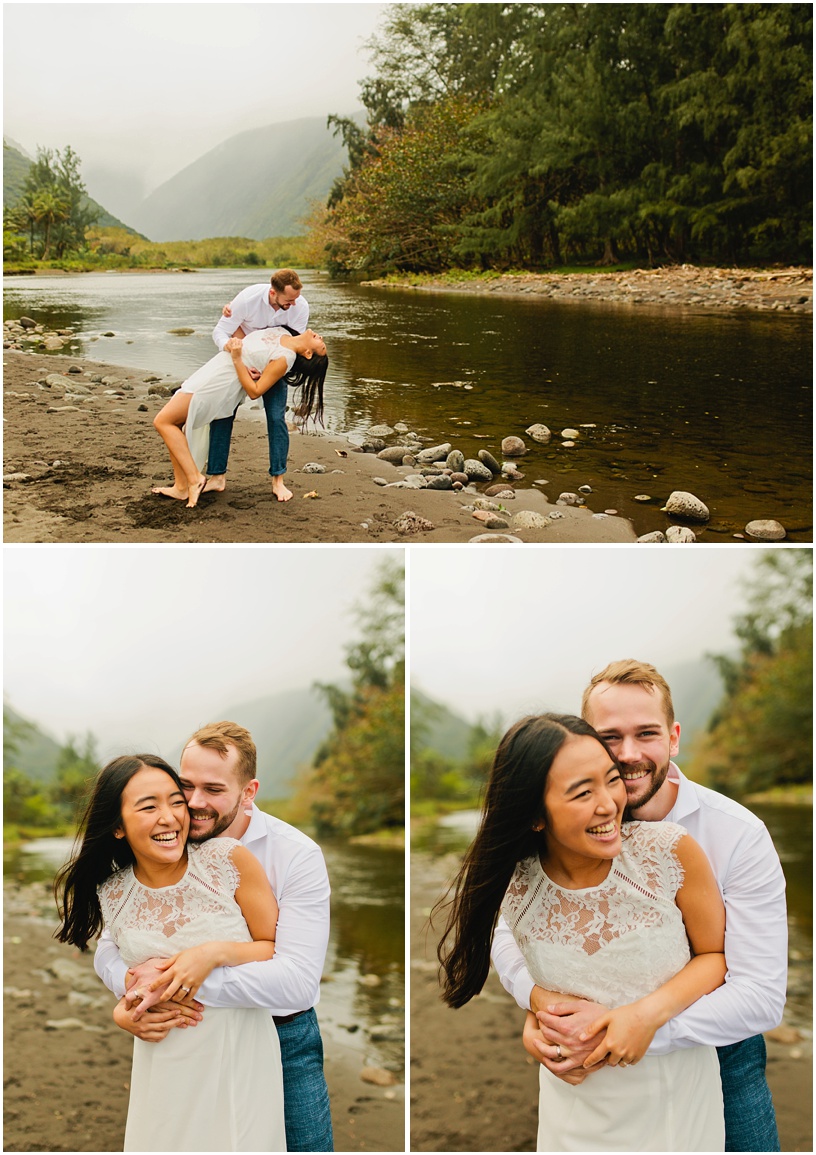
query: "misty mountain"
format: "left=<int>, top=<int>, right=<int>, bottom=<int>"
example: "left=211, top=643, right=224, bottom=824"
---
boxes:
left=4, top=686, right=338, bottom=801
left=3, top=139, right=143, bottom=235
left=4, top=704, right=63, bottom=783
left=411, top=687, right=473, bottom=762
left=129, top=115, right=355, bottom=241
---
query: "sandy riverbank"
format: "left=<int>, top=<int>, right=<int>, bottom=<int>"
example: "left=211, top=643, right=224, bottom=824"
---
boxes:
left=2, top=350, right=636, bottom=545
left=365, top=265, right=813, bottom=314
left=3, top=879, right=403, bottom=1153
left=410, top=852, right=812, bottom=1153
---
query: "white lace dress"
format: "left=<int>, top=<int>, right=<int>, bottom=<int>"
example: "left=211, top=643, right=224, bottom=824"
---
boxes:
left=98, top=838, right=285, bottom=1152
left=180, top=327, right=296, bottom=469
left=501, top=821, right=724, bottom=1152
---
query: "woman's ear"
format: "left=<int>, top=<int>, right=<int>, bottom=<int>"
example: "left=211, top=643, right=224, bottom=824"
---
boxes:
left=114, top=827, right=125, bottom=839
left=303, top=349, right=313, bottom=359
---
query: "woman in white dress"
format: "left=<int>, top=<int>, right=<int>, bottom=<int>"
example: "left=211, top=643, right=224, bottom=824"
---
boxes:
left=55, top=754, right=286, bottom=1152
left=152, top=326, right=328, bottom=506
left=437, top=714, right=727, bottom=1152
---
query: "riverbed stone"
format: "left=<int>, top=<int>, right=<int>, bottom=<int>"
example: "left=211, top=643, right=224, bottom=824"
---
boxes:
left=377, top=446, right=413, bottom=464
left=745, top=519, right=786, bottom=540
left=393, top=510, right=434, bottom=535
left=42, top=336, right=65, bottom=351
left=402, top=474, right=428, bottom=489
left=147, top=382, right=176, bottom=397
left=484, top=484, right=516, bottom=499
left=426, top=475, right=453, bottom=490
left=359, top=437, right=386, bottom=453
left=473, top=498, right=502, bottom=512
left=637, top=531, right=668, bottom=543
left=666, top=526, right=697, bottom=543
left=501, top=435, right=527, bottom=456
left=463, top=459, right=493, bottom=482
left=19, top=316, right=37, bottom=329
left=446, top=449, right=465, bottom=473
left=367, top=424, right=394, bottom=437
left=561, top=428, right=580, bottom=439
left=468, top=533, right=524, bottom=543
left=634, top=494, right=652, bottom=502
left=44, top=374, right=76, bottom=390
left=416, top=442, right=451, bottom=463
left=512, top=511, right=551, bottom=530
left=525, top=423, right=552, bottom=443
left=478, top=450, right=502, bottom=474
left=665, top=490, right=710, bottom=522
left=301, top=462, right=326, bottom=474
left=557, top=492, right=583, bottom=506
left=579, top=484, right=592, bottom=494
left=450, top=472, right=470, bottom=486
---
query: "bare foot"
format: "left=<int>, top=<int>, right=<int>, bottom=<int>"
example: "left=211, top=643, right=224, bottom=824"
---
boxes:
left=186, top=476, right=207, bottom=509
left=271, top=477, right=293, bottom=502
left=152, top=484, right=189, bottom=501
left=203, top=475, right=226, bottom=494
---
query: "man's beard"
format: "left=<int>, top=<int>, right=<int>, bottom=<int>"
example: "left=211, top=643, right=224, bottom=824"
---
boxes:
left=187, top=797, right=242, bottom=843
left=623, top=757, right=670, bottom=812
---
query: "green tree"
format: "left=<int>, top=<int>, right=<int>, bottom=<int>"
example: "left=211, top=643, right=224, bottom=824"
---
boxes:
left=51, top=733, right=99, bottom=821
left=15, top=145, right=98, bottom=259
left=304, top=558, right=405, bottom=836
left=693, top=551, right=813, bottom=796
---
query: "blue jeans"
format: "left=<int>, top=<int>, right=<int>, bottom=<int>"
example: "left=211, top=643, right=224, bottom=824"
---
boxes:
left=206, top=377, right=289, bottom=477
left=717, top=1035, right=780, bottom=1151
left=276, top=1008, right=333, bottom=1152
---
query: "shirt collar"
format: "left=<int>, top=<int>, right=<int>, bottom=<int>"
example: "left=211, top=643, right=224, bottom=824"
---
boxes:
left=240, top=803, right=267, bottom=847
left=664, top=762, right=700, bottom=823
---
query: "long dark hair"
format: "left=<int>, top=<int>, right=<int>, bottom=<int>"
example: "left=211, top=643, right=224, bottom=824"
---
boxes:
left=54, top=754, right=185, bottom=951
left=436, top=713, right=608, bottom=1008
left=287, top=352, right=328, bottom=426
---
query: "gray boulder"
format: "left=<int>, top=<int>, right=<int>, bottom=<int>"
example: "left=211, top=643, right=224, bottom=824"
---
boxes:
left=664, top=491, right=710, bottom=523
left=478, top=450, right=502, bottom=474
left=464, top=459, right=494, bottom=482
left=446, top=449, right=465, bottom=473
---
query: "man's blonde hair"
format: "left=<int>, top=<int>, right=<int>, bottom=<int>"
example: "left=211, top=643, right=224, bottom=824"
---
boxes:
left=582, top=660, right=675, bottom=728
left=183, top=721, right=257, bottom=785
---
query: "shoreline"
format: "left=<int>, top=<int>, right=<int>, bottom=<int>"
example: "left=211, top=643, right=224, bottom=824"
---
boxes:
left=364, top=264, right=813, bottom=314
left=2, top=349, right=636, bottom=545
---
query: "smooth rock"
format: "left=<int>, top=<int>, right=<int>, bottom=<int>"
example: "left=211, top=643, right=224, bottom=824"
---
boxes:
left=561, top=428, right=580, bottom=439
left=745, top=519, right=786, bottom=541
left=361, top=1067, right=399, bottom=1087
left=463, top=459, right=494, bottom=482
left=468, top=533, right=524, bottom=543
left=167, top=327, right=195, bottom=336
left=301, top=462, right=326, bottom=474
left=446, top=450, right=465, bottom=473
left=561, top=441, right=576, bottom=448
left=473, top=498, right=502, bottom=512
left=484, top=485, right=515, bottom=499
left=416, top=443, right=451, bottom=463
left=665, top=491, right=710, bottom=522
left=147, top=383, right=175, bottom=397
left=512, top=511, right=551, bottom=530
left=637, top=531, right=668, bottom=543
left=402, top=474, right=429, bottom=489
left=360, top=438, right=386, bottom=453
left=579, top=484, right=592, bottom=494
left=377, top=446, right=413, bottom=464
left=42, top=336, right=65, bottom=351
left=368, top=424, right=394, bottom=437
left=44, top=373, right=76, bottom=390
left=666, top=526, right=697, bottom=543
left=501, top=435, right=527, bottom=456
left=477, top=450, right=502, bottom=474
left=634, top=494, right=652, bottom=502
left=426, top=475, right=453, bottom=490
left=450, top=472, right=470, bottom=486
left=19, top=316, right=37, bottom=329
left=557, top=492, right=582, bottom=506
left=525, top=423, right=552, bottom=443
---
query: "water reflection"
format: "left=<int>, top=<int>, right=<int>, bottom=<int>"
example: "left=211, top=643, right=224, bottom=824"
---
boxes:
left=4, top=270, right=811, bottom=536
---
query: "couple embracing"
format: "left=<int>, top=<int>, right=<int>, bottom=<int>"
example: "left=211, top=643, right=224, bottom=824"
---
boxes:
left=56, top=721, right=332, bottom=1152
left=152, top=270, right=329, bottom=508
left=439, top=659, right=786, bottom=1152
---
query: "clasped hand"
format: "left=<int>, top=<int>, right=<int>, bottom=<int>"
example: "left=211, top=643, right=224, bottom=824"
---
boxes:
left=124, top=947, right=217, bottom=1019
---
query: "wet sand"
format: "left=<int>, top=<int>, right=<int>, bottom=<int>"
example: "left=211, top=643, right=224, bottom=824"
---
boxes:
left=3, top=351, right=635, bottom=545
left=3, top=880, right=404, bottom=1153
left=410, top=852, right=813, bottom=1153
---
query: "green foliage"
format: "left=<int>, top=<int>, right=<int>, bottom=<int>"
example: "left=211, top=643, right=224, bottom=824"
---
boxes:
left=4, top=145, right=99, bottom=261
left=693, top=551, right=813, bottom=796
left=318, top=3, right=812, bottom=273
left=301, top=559, right=405, bottom=836
left=3, top=707, right=100, bottom=828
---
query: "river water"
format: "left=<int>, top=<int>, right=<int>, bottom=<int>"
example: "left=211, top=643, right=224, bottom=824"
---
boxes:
left=414, top=800, right=812, bottom=1028
left=4, top=833, right=405, bottom=1076
left=4, top=269, right=811, bottom=538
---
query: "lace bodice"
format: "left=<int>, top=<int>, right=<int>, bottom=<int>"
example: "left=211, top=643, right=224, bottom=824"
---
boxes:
left=241, top=327, right=296, bottom=375
left=500, top=821, right=691, bottom=1008
left=98, top=838, right=251, bottom=967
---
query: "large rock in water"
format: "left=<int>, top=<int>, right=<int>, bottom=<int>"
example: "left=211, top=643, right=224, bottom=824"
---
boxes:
left=478, top=450, right=502, bottom=474
left=745, top=519, right=786, bottom=541
left=463, top=459, right=494, bottom=482
left=664, top=491, right=710, bottom=523
left=501, top=435, right=527, bottom=457
left=416, top=443, right=452, bottom=463
left=525, top=424, right=552, bottom=443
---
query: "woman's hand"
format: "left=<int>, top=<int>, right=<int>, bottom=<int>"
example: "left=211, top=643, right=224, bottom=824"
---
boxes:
left=146, top=942, right=226, bottom=1003
left=225, top=336, right=243, bottom=356
left=580, top=999, right=657, bottom=1067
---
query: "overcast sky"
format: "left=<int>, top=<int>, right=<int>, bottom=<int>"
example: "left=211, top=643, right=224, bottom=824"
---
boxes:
left=4, top=3, right=388, bottom=199
left=410, top=547, right=771, bottom=724
left=4, top=545, right=400, bottom=758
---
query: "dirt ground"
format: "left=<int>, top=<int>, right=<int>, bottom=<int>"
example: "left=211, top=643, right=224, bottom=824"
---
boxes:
left=2, top=351, right=637, bottom=546
left=3, top=880, right=404, bottom=1153
left=410, top=853, right=813, bottom=1153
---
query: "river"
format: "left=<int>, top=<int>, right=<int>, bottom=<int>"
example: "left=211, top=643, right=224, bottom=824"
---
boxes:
left=4, top=831, right=405, bottom=1077
left=414, top=799, right=812, bottom=1028
left=4, top=268, right=812, bottom=538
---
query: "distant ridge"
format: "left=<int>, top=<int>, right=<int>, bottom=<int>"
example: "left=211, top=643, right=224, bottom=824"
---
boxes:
left=130, top=114, right=359, bottom=241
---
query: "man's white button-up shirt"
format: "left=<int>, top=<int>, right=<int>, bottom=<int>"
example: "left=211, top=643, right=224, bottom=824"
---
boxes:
left=212, top=283, right=310, bottom=350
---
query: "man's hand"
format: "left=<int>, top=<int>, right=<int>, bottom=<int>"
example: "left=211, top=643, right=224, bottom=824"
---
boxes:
left=222, top=303, right=233, bottom=318
left=125, top=959, right=174, bottom=1020
left=532, top=997, right=612, bottom=1071
left=112, top=996, right=203, bottom=1043
left=523, top=1010, right=607, bottom=1083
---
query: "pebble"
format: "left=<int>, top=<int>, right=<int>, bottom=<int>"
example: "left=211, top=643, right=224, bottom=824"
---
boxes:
left=561, top=428, right=579, bottom=439
left=525, top=423, right=552, bottom=443
left=634, top=494, right=652, bottom=502
left=557, top=492, right=582, bottom=506
left=501, top=436, right=527, bottom=456
left=745, top=519, right=786, bottom=541
left=561, top=440, right=576, bottom=448
left=664, top=491, right=710, bottom=522
left=578, top=485, right=592, bottom=494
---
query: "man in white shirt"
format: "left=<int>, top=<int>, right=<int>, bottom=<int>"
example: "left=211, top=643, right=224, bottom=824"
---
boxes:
left=205, top=268, right=310, bottom=502
left=491, top=659, right=786, bottom=1152
left=94, top=721, right=333, bottom=1152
